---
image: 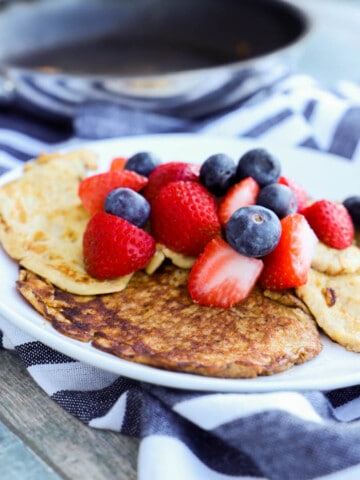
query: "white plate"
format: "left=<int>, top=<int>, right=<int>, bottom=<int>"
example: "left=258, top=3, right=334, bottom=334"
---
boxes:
left=1, top=133, right=360, bottom=392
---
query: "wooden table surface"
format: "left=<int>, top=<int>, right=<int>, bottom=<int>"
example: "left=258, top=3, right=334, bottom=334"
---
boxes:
left=0, top=349, right=139, bottom=479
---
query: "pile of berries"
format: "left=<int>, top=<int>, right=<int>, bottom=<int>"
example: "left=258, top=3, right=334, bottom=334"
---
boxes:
left=79, top=148, right=359, bottom=309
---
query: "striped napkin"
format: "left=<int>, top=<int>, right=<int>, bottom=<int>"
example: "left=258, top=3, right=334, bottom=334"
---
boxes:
left=1, top=74, right=360, bottom=480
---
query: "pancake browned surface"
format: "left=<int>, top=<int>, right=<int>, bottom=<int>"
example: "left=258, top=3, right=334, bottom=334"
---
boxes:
left=17, top=263, right=322, bottom=378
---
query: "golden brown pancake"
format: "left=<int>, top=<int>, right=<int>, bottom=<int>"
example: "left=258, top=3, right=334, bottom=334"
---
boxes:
left=0, top=150, right=134, bottom=295
left=296, top=241, right=360, bottom=353
left=311, top=241, right=360, bottom=276
left=16, top=263, right=322, bottom=378
left=297, top=268, right=360, bottom=353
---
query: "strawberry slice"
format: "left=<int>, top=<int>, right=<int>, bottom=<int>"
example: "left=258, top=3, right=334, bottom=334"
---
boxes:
left=259, top=213, right=318, bottom=290
left=143, top=161, right=200, bottom=204
left=278, top=175, right=308, bottom=212
left=83, top=211, right=155, bottom=279
left=302, top=199, right=354, bottom=249
left=110, top=157, right=128, bottom=171
left=188, top=237, right=264, bottom=308
left=218, top=177, right=260, bottom=226
left=79, top=170, right=148, bottom=215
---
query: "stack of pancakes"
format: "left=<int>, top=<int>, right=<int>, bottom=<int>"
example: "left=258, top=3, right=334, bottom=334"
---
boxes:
left=1, top=150, right=357, bottom=378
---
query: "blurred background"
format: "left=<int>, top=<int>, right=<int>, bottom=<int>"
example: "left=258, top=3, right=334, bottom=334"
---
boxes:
left=0, top=0, right=358, bottom=82
left=0, top=0, right=358, bottom=122
left=296, top=0, right=360, bottom=84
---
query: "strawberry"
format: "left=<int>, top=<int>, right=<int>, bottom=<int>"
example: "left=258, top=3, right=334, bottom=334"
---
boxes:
left=150, top=180, right=221, bottom=257
left=218, top=177, right=260, bottom=226
left=302, top=199, right=354, bottom=249
left=278, top=175, right=308, bottom=212
left=110, top=157, right=127, bottom=171
left=259, top=213, right=318, bottom=290
left=83, top=211, right=155, bottom=279
left=79, top=170, right=148, bottom=215
left=143, top=161, right=200, bottom=204
left=188, top=237, right=264, bottom=308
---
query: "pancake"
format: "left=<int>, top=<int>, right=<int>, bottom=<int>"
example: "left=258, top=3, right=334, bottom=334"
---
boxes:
left=16, top=263, right=322, bottom=378
left=311, top=241, right=360, bottom=275
left=0, top=150, right=133, bottom=295
left=296, top=269, right=360, bottom=353
left=296, top=240, right=360, bottom=352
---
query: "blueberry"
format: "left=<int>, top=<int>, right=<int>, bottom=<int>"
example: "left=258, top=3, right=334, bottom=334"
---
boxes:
left=125, top=151, right=162, bottom=177
left=236, top=148, right=281, bottom=187
left=200, top=153, right=236, bottom=196
left=257, top=183, right=297, bottom=219
left=104, top=188, right=150, bottom=227
left=225, top=205, right=281, bottom=257
left=343, top=196, right=360, bottom=228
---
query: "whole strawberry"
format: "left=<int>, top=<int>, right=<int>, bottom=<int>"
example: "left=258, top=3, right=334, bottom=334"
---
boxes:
left=142, top=161, right=200, bottom=204
left=302, top=199, right=354, bottom=249
left=79, top=170, right=148, bottom=216
left=83, top=212, right=156, bottom=279
left=150, top=180, right=221, bottom=257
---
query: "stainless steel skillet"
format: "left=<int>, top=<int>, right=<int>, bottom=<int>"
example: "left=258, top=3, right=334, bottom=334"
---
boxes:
left=0, top=0, right=310, bottom=118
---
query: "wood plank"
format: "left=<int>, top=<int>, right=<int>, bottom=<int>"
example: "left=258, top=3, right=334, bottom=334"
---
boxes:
left=0, top=350, right=139, bottom=480
left=0, top=422, right=60, bottom=479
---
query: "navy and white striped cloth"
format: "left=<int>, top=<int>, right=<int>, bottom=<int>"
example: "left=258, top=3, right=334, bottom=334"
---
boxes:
left=1, top=74, right=360, bottom=479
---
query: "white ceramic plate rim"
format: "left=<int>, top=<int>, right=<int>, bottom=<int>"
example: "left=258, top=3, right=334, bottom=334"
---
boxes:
left=1, top=133, right=360, bottom=392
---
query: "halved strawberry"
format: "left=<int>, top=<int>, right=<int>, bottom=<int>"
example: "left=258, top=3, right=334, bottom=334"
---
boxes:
left=83, top=211, right=155, bottom=279
left=302, top=199, right=354, bottom=249
left=188, top=237, right=264, bottom=308
left=143, top=161, right=200, bottom=204
left=259, top=213, right=318, bottom=290
left=79, top=170, right=147, bottom=215
left=218, top=177, right=260, bottom=226
left=278, top=175, right=308, bottom=212
left=110, top=157, right=127, bottom=171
